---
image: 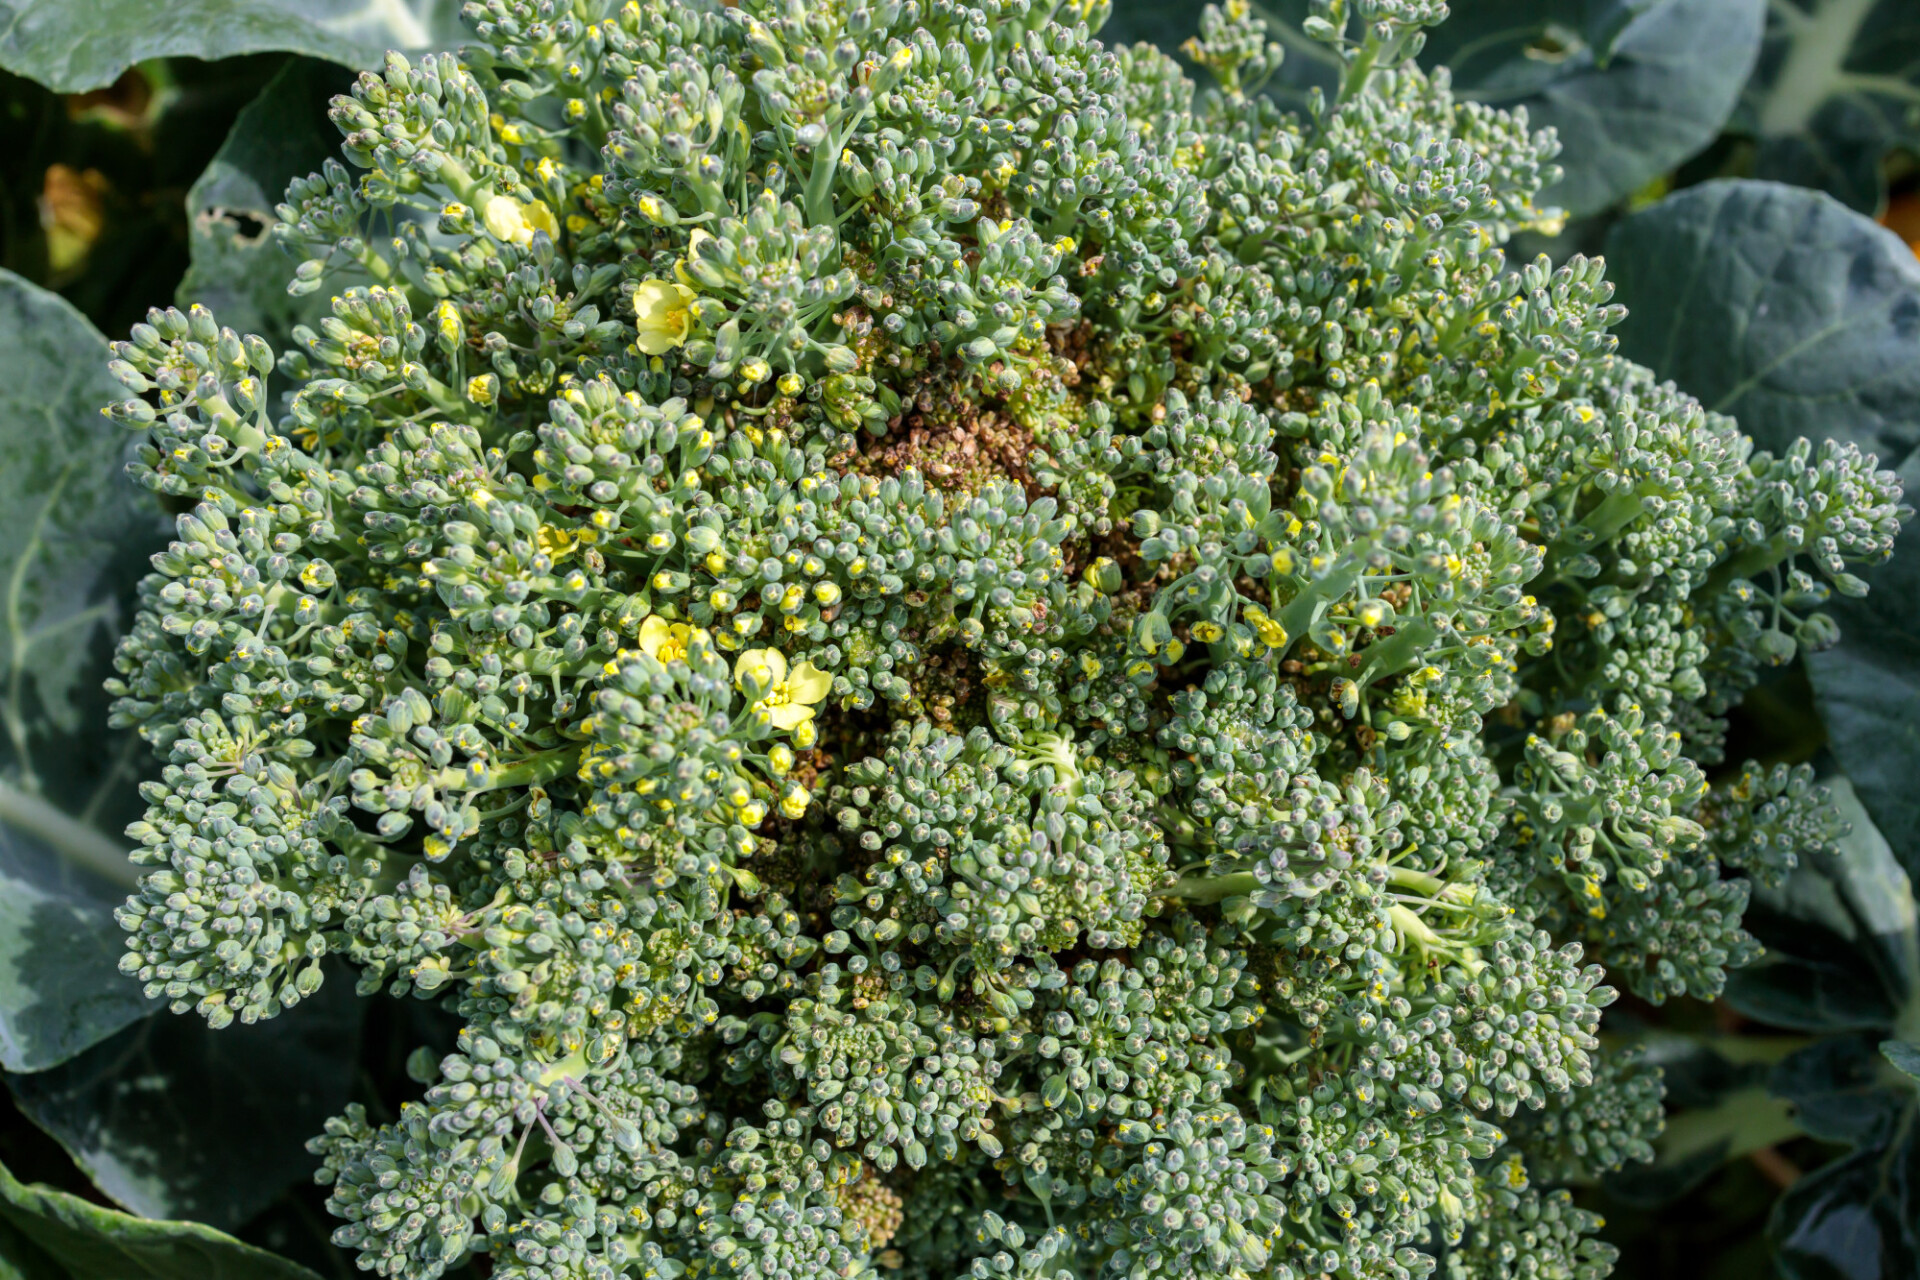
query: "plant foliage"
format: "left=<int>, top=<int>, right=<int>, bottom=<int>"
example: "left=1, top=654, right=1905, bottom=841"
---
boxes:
left=0, top=0, right=1919, bottom=1278
left=74, top=1, right=1920, bottom=1279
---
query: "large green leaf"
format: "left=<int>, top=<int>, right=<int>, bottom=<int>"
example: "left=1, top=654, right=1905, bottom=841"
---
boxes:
left=1120, top=0, right=1766, bottom=217
left=1727, top=778, right=1920, bottom=1033
left=1770, top=1034, right=1908, bottom=1146
left=177, top=57, right=353, bottom=355
left=1770, top=1132, right=1920, bottom=1280
left=1884, top=1039, right=1920, bottom=1083
left=7, top=972, right=364, bottom=1231
left=0, top=0, right=466, bottom=94
left=1606, top=178, right=1920, bottom=465
left=1712, top=781, right=1920, bottom=1280
left=0, top=1157, right=321, bottom=1280
left=1417, top=0, right=1765, bottom=217
left=1605, top=1031, right=1800, bottom=1207
left=0, top=815, right=146, bottom=1077
left=1745, top=0, right=1920, bottom=214
left=1099, top=0, right=1206, bottom=63
left=1765, top=1032, right=1920, bottom=1280
left=1806, top=454, right=1920, bottom=880
left=0, top=270, right=166, bottom=1073
left=0, top=1211, right=63, bottom=1280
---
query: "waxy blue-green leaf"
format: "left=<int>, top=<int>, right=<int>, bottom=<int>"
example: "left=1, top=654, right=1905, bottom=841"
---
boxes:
left=1605, top=1031, right=1798, bottom=1207
left=1745, top=0, right=1920, bottom=213
left=0, top=269, right=165, bottom=1073
left=1766, top=1030, right=1920, bottom=1280
left=0, top=0, right=466, bottom=94
left=178, top=57, right=353, bottom=356
left=1142, top=0, right=1765, bottom=216
left=1416, top=0, right=1765, bottom=216
left=1807, top=454, right=1920, bottom=880
left=8, top=969, right=364, bottom=1231
left=1718, top=781, right=1920, bottom=1280
left=1607, top=179, right=1920, bottom=465
left=1884, top=1039, right=1920, bottom=1083
left=0, top=1157, right=321, bottom=1280
left=1727, top=778, right=1920, bottom=1032
left=1770, top=1034, right=1908, bottom=1146
left=1770, top=1133, right=1920, bottom=1280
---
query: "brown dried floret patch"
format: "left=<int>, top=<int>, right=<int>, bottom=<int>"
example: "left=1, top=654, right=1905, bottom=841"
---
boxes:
left=895, top=641, right=984, bottom=729
left=847, top=356, right=1041, bottom=496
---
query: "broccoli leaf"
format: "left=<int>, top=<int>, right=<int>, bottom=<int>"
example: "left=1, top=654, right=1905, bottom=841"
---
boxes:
left=1606, top=1034, right=1798, bottom=1207
left=1770, top=1134, right=1920, bottom=1280
left=1807, top=455, right=1920, bottom=880
left=1745, top=0, right=1920, bottom=214
left=1416, top=0, right=1765, bottom=216
left=1884, top=1040, right=1920, bottom=1082
left=0, top=270, right=164, bottom=1073
left=1148, top=0, right=1765, bottom=216
left=1727, top=778, right=1920, bottom=1032
left=1607, top=178, right=1920, bottom=466
left=178, top=57, right=352, bottom=356
left=0, top=1156, right=321, bottom=1280
left=1098, top=0, right=1210, bottom=64
left=1709, top=782, right=1920, bottom=1280
left=0, top=0, right=465, bottom=94
left=7, top=967, right=364, bottom=1231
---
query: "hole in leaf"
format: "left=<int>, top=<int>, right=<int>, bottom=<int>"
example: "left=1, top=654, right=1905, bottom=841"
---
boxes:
left=1523, top=24, right=1586, bottom=63
left=197, top=206, right=271, bottom=245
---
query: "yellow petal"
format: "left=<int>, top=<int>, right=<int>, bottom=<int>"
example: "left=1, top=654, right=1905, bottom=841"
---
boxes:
left=632, top=280, right=695, bottom=354
left=482, top=194, right=524, bottom=243
left=785, top=661, right=832, bottom=705
left=766, top=702, right=815, bottom=731
left=522, top=199, right=558, bottom=238
left=734, top=648, right=779, bottom=691
left=637, top=614, right=671, bottom=656
left=759, top=647, right=788, bottom=683
left=633, top=328, right=679, bottom=356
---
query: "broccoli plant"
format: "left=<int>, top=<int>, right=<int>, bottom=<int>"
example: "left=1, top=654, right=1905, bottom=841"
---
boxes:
left=92, top=0, right=1908, bottom=1278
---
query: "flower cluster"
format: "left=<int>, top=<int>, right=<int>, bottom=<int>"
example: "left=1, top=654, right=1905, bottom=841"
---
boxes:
left=99, top=1, right=1906, bottom=1278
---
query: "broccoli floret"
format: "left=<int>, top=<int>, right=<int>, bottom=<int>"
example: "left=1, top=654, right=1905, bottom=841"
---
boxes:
left=94, top=0, right=1908, bottom=1277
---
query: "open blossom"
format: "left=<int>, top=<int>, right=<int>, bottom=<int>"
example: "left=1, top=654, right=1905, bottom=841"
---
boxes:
left=632, top=279, right=696, bottom=354
left=481, top=193, right=557, bottom=247
left=637, top=615, right=705, bottom=664
left=733, top=647, right=831, bottom=730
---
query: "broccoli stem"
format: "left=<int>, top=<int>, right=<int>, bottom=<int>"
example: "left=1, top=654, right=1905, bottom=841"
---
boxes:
left=1162, top=872, right=1261, bottom=904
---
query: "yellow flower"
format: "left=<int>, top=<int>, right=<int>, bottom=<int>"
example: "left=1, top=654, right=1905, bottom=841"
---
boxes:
left=632, top=279, right=696, bottom=355
left=1243, top=604, right=1288, bottom=650
left=733, top=647, right=832, bottom=731
left=482, top=194, right=557, bottom=246
left=523, top=199, right=558, bottom=239
left=638, top=615, right=706, bottom=664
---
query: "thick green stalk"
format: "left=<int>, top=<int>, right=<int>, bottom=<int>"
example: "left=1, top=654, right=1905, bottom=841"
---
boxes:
left=428, top=744, right=584, bottom=796
left=1163, top=872, right=1261, bottom=904
left=0, top=780, right=137, bottom=890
